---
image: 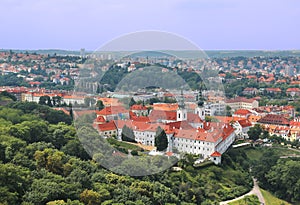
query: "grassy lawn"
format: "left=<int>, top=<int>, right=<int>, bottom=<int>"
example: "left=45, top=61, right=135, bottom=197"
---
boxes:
left=106, top=138, right=142, bottom=152
left=243, top=147, right=264, bottom=160
left=260, top=189, right=291, bottom=205
left=242, top=146, right=299, bottom=161
left=271, top=145, right=300, bottom=156
left=228, top=195, right=260, bottom=205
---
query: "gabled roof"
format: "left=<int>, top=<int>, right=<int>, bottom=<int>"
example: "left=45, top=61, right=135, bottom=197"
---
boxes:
left=187, top=113, right=203, bottom=123
left=167, top=121, right=194, bottom=130
left=97, top=121, right=117, bottom=131
left=95, top=115, right=106, bottom=123
left=174, top=123, right=234, bottom=143
left=234, top=109, right=252, bottom=116
left=211, top=151, right=221, bottom=157
left=96, top=106, right=128, bottom=116
left=113, top=120, right=173, bottom=134
left=149, top=110, right=177, bottom=121
left=237, top=119, right=252, bottom=128
left=286, top=87, right=300, bottom=92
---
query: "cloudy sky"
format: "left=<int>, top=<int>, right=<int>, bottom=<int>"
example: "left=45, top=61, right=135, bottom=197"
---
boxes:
left=1, top=0, right=299, bottom=50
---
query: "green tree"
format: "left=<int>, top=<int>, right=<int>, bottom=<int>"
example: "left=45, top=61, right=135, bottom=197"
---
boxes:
left=48, top=122, right=76, bottom=149
left=52, top=96, right=62, bottom=107
left=80, top=189, right=101, bottom=205
left=247, top=124, right=262, bottom=141
left=0, top=91, right=17, bottom=101
left=10, top=120, right=49, bottom=143
left=39, top=95, right=52, bottom=106
left=225, top=105, right=232, bottom=117
left=129, top=97, right=136, bottom=107
left=0, top=163, right=30, bottom=204
left=96, top=100, right=104, bottom=111
left=34, top=148, right=67, bottom=175
left=265, top=159, right=300, bottom=202
left=154, top=126, right=168, bottom=151
left=121, top=125, right=136, bottom=143
left=61, top=139, right=90, bottom=160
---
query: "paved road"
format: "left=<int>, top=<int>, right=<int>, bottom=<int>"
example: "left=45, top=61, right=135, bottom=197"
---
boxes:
left=219, top=178, right=265, bottom=205
left=280, top=154, right=300, bottom=159
left=252, top=178, right=265, bottom=204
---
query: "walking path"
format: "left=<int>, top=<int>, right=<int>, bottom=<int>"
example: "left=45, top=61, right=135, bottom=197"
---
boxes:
left=219, top=178, right=265, bottom=205
left=280, top=154, right=300, bottom=159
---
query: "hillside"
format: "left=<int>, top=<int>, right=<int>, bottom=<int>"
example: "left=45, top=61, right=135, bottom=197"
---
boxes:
left=0, top=101, right=253, bottom=205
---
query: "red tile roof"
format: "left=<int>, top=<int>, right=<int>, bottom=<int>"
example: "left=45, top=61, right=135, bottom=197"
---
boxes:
left=286, top=88, right=300, bottom=93
left=113, top=120, right=174, bottom=134
left=29, top=81, right=41, bottom=85
left=290, top=120, right=300, bottom=127
left=237, top=119, right=252, bottom=128
left=96, top=106, right=128, bottom=116
left=95, top=115, right=106, bottom=123
left=226, top=97, right=256, bottom=104
left=174, top=123, right=234, bottom=143
left=258, top=114, right=290, bottom=126
left=152, top=103, right=178, bottom=111
left=129, top=111, right=150, bottom=122
left=97, top=121, right=117, bottom=131
left=266, top=88, right=281, bottom=92
left=234, top=109, right=252, bottom=116
left=211, top=151, right=221, bottom=157
left=149, top=110, right=177, bottom=121
left=130, top=104, right=147, bottom=110
left=167, top=121, right=194, bottom=130
left=187, top=113, right=203, bottom=123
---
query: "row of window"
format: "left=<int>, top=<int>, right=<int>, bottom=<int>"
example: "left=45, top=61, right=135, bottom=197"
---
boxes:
left=104, top=130, right=116, bottom=135
left=175, top=144, right=211, bottom=151
left=174, top=138, right=211, bottom=145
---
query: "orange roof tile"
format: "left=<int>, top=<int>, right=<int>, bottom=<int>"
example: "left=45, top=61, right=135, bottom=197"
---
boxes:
left=211, top=151, right=221, bottom=157
left=152, top=103, right=178, bottom=111
left=97, top=121, right=117, bottom=131
left=149, top=110, right=177, bottom=121
left=234, top=109, right=252, bottom=116
left=238, top=119, right=252, bottom=128
left=130, top=104, right=147, bottom=110
left=96, top=106, right=128, bottom=116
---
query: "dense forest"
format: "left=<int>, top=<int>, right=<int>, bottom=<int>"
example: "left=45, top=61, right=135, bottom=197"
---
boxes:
left=252, top=150, right=300, bottom=203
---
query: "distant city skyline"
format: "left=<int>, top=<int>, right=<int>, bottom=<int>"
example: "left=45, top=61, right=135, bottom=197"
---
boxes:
left=1, top=0, right=300, bottom=51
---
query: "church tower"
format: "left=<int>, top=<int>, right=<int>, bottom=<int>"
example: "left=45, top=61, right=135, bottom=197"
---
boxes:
left=177, top=90, right=187, bottom=121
